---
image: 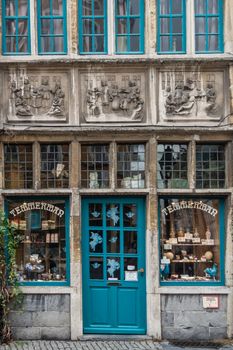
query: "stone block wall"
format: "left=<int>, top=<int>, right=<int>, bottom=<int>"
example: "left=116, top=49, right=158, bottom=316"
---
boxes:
left=161, top=294, right=227, bottom=340
left=10, top=294, right=71, bottom=340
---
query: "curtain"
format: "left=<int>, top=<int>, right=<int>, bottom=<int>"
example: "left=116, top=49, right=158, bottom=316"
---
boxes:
left=117, top=0, right=127, bottom=51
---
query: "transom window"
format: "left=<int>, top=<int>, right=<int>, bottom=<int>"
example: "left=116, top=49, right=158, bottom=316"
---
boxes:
left=115, top=0, right=144, bottom=54
left=196, top=144, right=225, bottom=189
left=195, top=0, right=223, bottom=53
left=79, top=0, right=107, bottom=54
left=157, top=144, right=188, bottom=189
left=4, top=144, right=33, bottom=189
left=157, top=0, right=186, bottom=54
left=2, top=0, right=30, bottom=54
left=37, top=0, right=67, bottom=54
left=81, top=144, right=109, bottom=188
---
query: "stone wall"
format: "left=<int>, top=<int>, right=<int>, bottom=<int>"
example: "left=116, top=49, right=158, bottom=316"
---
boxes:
left=161, top=294, right=228, bottom=340
left=10, top=294, right=70, bottom=340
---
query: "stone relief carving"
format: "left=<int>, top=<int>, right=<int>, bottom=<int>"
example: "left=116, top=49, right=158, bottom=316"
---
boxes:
left=81, top=73, right=145, bottom=123
left=160, top=71, right=224, bottom=121
left=7, top=68, right=68, bottom=122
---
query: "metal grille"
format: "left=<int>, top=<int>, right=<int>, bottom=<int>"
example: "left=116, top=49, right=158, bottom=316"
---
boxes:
left=170, top=340, right=222, bottom=349
left=4, top=144, right=33, bottom=189
left=81, top=144, right=109, bottom=188
left=196, top=144, right=225, bottom=189
left=41, top=144, right=69, bottom=188
left=117, top=144, right=145, bottom=189
left=157, top=143, right=188, bottom=189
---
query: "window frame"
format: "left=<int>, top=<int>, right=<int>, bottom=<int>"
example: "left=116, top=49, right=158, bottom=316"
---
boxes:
left=2, top=0, right=31, bottom=55
left=159, top=196, right=225, bottom=286
left=78, top=0, right=108, bottom=55
left=37, top=0, right=67, bottom=55
left=194, top=0, right=223, bottom=54
left=157, top=0, right=186, bottom=54
left=115, top=0, right=145, bottom=54
left=5, top=196, right=70, bottom=286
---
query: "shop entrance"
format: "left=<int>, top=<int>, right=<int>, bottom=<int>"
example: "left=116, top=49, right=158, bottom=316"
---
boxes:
left=82, top=197, right=146, bottom=334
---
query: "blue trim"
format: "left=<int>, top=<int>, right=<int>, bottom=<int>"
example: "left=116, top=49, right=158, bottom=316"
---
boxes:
left=115, top=0, right=144, bottom=54
left=78, top=0, right=108, bottom=55
left=4, top=195, right=70, bottom=287
left=2, top=0, right=31, bottom=55
left=159, top=196, right=225, bottom=286
left=37, top=0, right=67, bottom=55
left=157, top=0, right=186, bottom=54
left=195, top=0, right=223, bottom=53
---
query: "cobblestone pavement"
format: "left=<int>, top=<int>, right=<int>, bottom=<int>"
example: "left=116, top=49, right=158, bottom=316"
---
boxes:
left=1, top=340, right=233, bottom=350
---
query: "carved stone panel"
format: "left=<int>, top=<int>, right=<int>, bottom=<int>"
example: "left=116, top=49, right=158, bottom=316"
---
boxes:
left=6, top=68, right=68, bottom=122
left=80, top=72, right=146, bottom=123
left=159, top=71, right=225, bottom=122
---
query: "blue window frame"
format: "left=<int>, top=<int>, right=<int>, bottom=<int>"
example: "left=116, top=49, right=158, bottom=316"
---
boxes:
left=37, top=0, right=67, bottom=55
left=5, top=196, right=70, bottom=286
left=195, top=0, right=223, bottom=53
left=157, top=0, right=186, bottom=54
left=2, top=0, right=31, bottom=55
left=159, top=197, right=225, bottom=286
left=78, top=0, right=107, bottom=54
left=115, top=0, right=144, bottom=54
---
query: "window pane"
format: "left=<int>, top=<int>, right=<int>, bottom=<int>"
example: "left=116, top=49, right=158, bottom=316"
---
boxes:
left=53, top=19, right=64, bottom=34
left=195, top=17, right=205, bottom=33
left=83, top=19, right=92, bottom=34
left=195, top=35, right=206, bottom=51
left=208, top=35, right=218, bottom=51
left=172, top=35, right=182, bottom=51
left=208, top=0, right=218, bottom=14
left=94, top=0, right=104, bottom=15
left=172, top=0, right=182, bottom=14
left=130, top=18, right=139, bottom=34
left=160, top=18, right=169, bottom=34
left=208, top=17, right=219, bottom=33
left=41, top=36, right=50, bottom=51
left=117, top=36, right=127, bottom=51
left=6, top=0, right=16, bottom=16
left=129, top=0, right=139, bottom=15
left=83, top=35, right=92, bottom=51
left=8, top=198, right=68, bottom=283
left=54, top=36, right=64, bottom=51
left=195, top=0, right=206, bottom=14
left=160, top=198, right=221, bottom=283
left=52, top=0, right=63, bottom=15
left=41, top=0, right=50, bottom=15
left=6, top=36, right=16, bottom=52
left=172, top=17, right=182, bottom=34
left=130, top=36, right=140, bottom=51
left=83, top=0, right=92, bottom=15
left=117, top=0, right=127, bottom=15
left=6, top=19, right=16, bottom=35
left=94, top=18, right=104, bottom=34
left=94, top=35, right=104, bottom=52
left=41, top=19, right=50, bottom=34
left=160, top=0, right=169, bottom=14
left=18, top=36, right=28, bottom=52
left=118, top=18, right=127, bottom=34
left=161, top=36, right=169, bottom=51
left=18, top=19, right=28, bottom=34
left=18, top=0, right=29, bottom=16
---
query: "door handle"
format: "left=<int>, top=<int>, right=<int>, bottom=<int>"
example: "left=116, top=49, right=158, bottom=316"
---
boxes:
left=138, top=268, right=144, bottom=273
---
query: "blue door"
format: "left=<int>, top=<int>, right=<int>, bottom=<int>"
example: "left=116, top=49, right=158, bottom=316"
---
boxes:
left=82, top=197, right=146, bottom=334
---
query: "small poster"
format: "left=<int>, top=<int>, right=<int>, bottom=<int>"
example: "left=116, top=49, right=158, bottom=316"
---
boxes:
left=203, top=295, right=219, bottom=309
left=125, top=271, right=138, bottom=281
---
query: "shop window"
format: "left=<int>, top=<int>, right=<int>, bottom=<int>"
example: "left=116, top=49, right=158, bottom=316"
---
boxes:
left=37, top=0, right=67, bottom=54
left=6, top=197, right=69, bottom=285
left=115, top=0, right=144, bottom=54
left=157, top=0, right=186, bottom=54
left=40, top=144, right=69, bottom=188
left=4, top=144, right=33, bottom=189
left=195, top=0, right=223, bottom=53
left=2, top=0, right=30, bottom=55
left=81, top=144, right=109, bottom=188
left=78, top=0, right=107, bottom=54
left=196, top=144, right=225, bottom=189
left=117, top=144, right=145, bottom=189
left=160, top=197, right=224, bottom=285
left=157, top=143, right=188, bottom=189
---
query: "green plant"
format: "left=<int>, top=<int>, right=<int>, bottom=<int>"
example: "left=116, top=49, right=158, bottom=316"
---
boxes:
left=0, top=212, right=22, bottom=344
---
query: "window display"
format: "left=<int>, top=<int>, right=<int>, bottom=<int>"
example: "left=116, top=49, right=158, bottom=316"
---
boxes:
left=160, top=197, right=224, bottom=285
left=6, top=198, right=69, bottom=284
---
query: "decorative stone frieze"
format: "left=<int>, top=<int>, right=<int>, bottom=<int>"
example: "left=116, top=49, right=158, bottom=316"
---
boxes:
left=6, top=68, right=69, bottom=122
left=159, top=70, right=225, bottom=123
left=80, top=72, right=146, bottom=123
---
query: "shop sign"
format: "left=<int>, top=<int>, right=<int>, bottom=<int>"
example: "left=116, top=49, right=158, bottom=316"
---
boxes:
left=9, top=202, right=64, bottom=218
left=202, top=295, right=219, bottom=309
left=162, top=200, right=218, bottom=217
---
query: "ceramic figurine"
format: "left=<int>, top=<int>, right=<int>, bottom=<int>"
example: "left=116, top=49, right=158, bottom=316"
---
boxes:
left=204, top=251, right=213, bottom=261
left=160, top=263, right=170, bottom=280
left=169, top=226, right=176, bottom=238
left=178, top=227, right=184, bottom=237
left=205, top=226, right=211, bottom=240
left=204, top=263, right=217, bottom=280
left=193, top=227, right=200, bottom=238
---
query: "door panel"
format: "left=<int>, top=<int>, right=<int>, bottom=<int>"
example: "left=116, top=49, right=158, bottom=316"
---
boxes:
left=82, top=197, right=146, bottom=334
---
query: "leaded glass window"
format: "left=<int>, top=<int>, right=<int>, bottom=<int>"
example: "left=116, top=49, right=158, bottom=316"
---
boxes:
left=196, top=144, right=225, bottom=189
left=195, top=0, right=223, bottom=53
left=41, top=144, right=69, bottom=188
left=4, top=144, right=33, bottom=189
left=117, top=144, right=145, bottom=189
left=81, top=144, right=109, bottom=188
left=157, top=144, right=188, bottom=189
left=2, top=0, right=30, bottom=54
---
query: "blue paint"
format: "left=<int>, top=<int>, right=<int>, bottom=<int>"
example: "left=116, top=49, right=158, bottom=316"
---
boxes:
left=157, top=0, right=186, bottom=54
left=37, top=0, right=67, bottom=55
left=2, top=0, right=31, bottom=55
left=82, top=196, right=146, bottom=334
left=115, top=0, right=144, bottom=54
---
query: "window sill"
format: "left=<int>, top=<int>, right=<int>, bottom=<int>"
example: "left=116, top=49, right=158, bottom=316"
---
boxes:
left=158, top=285, right=230, bottom=294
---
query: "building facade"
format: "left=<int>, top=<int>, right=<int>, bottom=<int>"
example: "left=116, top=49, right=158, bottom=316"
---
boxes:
left=1, top=0, right=233, bottom=341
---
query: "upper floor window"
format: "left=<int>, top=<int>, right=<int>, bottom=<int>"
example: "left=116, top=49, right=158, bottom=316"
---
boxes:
left=2, top=0, right=30, bottom=55
left=115, top=0, right=144, bottom=54
left=157, top=0, right=186, bottom=54
left=195, top=0, right=223, bottom=53
left=79, top=0, right=107, bottom=54
left=37, top=0, right=67, bottom=54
